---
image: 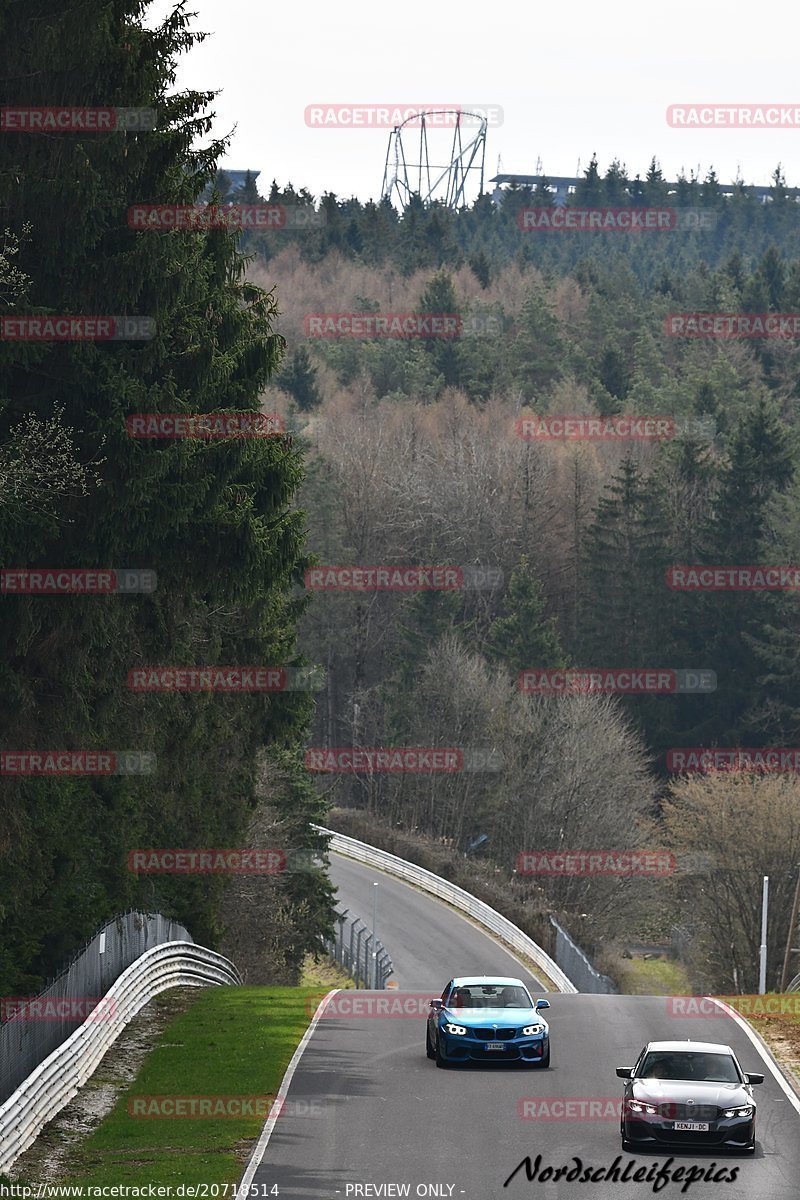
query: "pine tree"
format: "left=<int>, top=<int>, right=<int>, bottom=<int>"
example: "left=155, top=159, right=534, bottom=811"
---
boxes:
left=278, top=346, right=323, bottom=411
left=487, top=557, right=564, bottom=675
left=756, top=246, right=786, bottom=309
left=690, top=402, right=795, bottom=744
left=576, top=154, right=603, bottom=205
left=469, top=249, right=491, bottom=289
left=603, top=159, right=629, bottom=205
left=598, top=343, right=630, bottom=403
left=381, top=589, right=464, bottom=740
left=238, top=169, right=262, bottom=203
left=511, top=285, right=566, bottom=399
left=418, top=268, right=462, bottom=388
left=643, top=158, right=669, bottom=205
left=0, top=0, right=329, bottom=989
left=532, top=174, right=555, bottom=205
left=580, top=457, right=671, bottom=668
left=579, top=456, right=687, bottom=758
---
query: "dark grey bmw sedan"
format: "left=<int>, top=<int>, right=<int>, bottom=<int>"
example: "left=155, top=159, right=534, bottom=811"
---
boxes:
left=616, top=1040, right=764, bottom=1154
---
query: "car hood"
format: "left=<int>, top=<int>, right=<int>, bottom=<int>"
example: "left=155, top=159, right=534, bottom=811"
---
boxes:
left=442, top=1006, right=544, bottom=1025
left=630, top=1079, right=752, bottom=1106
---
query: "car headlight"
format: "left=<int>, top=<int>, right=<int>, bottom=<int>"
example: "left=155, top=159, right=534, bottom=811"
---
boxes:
left=443, top=1023, right=467, bottom=1036
left=627, top=1100, right=658, bottom=1114
left=722, top=1106, right=754, bottom=1118
left=522, top=1024, right=545, bottom=1036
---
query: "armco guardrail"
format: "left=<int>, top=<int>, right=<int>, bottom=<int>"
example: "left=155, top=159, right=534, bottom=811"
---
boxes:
left=316, top=827, right=578, bottom=994
left=0, top=941, right=241, bottom=1174
left=1, top=910, right=194, bottom=1103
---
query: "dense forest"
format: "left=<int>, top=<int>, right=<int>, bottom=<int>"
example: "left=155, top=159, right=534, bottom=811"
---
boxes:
left=3, top=0, right=800, bottom=1000
left=241, top=167, right=800, bottom=993
left=0, top=1, right=333, bottom=994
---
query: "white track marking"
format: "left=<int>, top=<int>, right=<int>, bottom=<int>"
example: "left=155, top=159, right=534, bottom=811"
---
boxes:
left=238, top=988, right=340, bottom=1191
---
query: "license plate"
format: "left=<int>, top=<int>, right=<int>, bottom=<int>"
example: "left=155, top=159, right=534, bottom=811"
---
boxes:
left=485, top=1041, right=505, bottom=1051
left=674, top=1122, right=709, bottom=1132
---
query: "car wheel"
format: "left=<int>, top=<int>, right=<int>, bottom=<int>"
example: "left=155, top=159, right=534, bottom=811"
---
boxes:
left=426, top=1025, right=436, bottom=1060
left=532, top=1043, right=550, bottom=1068
left=435, top=1032, right=448, bottom=1068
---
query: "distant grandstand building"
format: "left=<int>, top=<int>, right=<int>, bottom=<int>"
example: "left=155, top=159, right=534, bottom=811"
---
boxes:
left=225, top=170, right=261, bottom=193
left=490, top=173, right=800, bottom=206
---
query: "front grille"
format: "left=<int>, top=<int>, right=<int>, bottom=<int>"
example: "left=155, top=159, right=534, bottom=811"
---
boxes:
left=659, top=1104, right=718, bottom=1121
left=653, top=1128, right=727, bottom=1145
left=473, top=1027, right=516, bottom=1040
left=471, top=1046, right=521, bottom=1060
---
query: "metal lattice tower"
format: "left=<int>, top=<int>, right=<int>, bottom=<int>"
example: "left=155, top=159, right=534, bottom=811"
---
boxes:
left=381, top=110, right=487, bottom=209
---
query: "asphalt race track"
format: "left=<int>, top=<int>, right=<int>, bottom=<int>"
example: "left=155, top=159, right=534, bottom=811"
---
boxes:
left=249, top=853, right=800, bottom=1199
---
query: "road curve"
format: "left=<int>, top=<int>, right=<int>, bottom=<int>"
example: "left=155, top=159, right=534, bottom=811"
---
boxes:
left=249, top=851, right=800, bottom=1200
left=326, top=849, right=550, bottom=991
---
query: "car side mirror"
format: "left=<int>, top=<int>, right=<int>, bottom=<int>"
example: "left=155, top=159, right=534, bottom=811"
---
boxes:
left=616, top=1067, right=632, bottom=1079
left=535, top=999, right=551, bottom=1010
left=746, top=1072, right=764, bottom=1085
left=430, top=999, right=442, bottom=1011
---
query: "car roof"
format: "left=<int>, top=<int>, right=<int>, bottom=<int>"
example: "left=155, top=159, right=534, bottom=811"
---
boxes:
left=643, top=1041, right=734, bottom=1054
left=451, top=976, right=528, bottom=987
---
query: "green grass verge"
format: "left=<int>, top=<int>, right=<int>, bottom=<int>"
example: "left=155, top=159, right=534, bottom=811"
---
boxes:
left=300, top=954, right=355, bottom=990
left=60, top=985, right=331, bottom=1188
left=610, top=956, right=691, bottom=995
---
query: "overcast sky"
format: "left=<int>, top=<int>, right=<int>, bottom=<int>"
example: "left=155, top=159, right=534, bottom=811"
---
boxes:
left=150, top=0, right=800, bottom=203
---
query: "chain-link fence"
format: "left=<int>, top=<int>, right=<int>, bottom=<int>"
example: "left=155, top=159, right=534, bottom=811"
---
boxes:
left=549, top=916, right=616, bottom=994
left=326, top=908, right=393, bottom=988
left=0, top=910, right=191, bottom=1103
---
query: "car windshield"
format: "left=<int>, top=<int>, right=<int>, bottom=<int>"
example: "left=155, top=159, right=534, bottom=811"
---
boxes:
left=447, top=984, right=532, bottom=1008
left=638, top=1052, right=742, bottom=1083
